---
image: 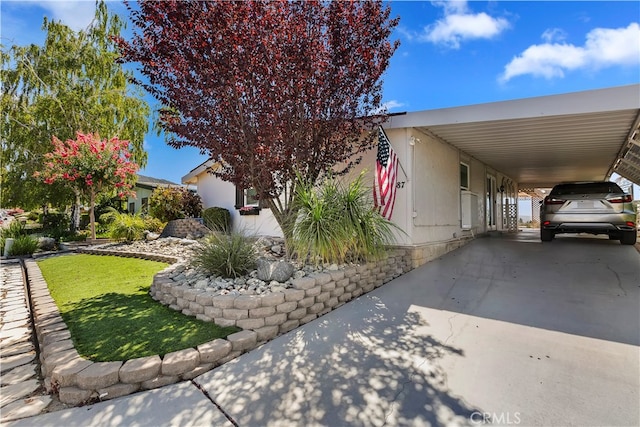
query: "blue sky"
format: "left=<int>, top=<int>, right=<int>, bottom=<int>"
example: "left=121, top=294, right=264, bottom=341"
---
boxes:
left=2, top=1, right=639, bottom=185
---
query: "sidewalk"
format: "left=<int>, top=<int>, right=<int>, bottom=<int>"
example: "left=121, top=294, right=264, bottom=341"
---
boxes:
left=0, top=260, right=52, bottom=422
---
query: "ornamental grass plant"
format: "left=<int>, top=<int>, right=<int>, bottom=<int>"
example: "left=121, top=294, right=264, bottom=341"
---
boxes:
left=190, top=231, right=257, bottom=278
left=289, top=171, right=399, bottom=266
left=101, top=209, right=147, bottom=241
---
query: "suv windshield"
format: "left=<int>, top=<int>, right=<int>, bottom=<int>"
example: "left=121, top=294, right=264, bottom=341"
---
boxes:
left=550, top=182, right=623, bottom=196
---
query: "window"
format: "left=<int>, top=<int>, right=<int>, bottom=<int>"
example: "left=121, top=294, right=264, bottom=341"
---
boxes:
left=235, top=186, right=263, bottom=209
left=129, top=202, right=135, bottom=214
left=460, top=163, right=470, bottom=190
left=141, top=197, right=149, bottom=213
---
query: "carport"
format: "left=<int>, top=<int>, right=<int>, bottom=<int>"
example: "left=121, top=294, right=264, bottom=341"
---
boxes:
left=386, top=84, right=640, bottom=188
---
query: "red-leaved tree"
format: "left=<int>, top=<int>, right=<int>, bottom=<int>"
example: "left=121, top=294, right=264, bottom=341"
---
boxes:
left=35, top=132, right=139, bottom=240
left=116, top=0, right=399, bottom=237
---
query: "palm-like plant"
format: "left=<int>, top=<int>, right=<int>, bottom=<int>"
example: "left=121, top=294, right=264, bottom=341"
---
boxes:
left=290, top=171, right=399, bottom=265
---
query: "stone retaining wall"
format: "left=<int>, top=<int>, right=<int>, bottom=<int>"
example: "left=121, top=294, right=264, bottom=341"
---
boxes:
left=149, top=249, right=412, bottom=339
left=160, top=218, right=210, bottom=239
left=25, top=247, right=412, bottom=406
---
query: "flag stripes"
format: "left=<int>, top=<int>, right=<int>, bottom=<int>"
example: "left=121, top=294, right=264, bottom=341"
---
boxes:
left=373, top=126, right=398, bottom=220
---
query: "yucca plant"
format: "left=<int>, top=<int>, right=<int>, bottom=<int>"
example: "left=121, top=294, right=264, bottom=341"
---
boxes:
left=288, top=174, right=350, bottom=265
left=289, top=171, right=400, bottom=265
left=190, top=232, right=257, bottom=278
left=339, top=172, right=398, bottom=261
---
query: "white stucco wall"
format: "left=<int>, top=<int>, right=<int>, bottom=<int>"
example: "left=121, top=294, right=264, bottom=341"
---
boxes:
left=194, top=172, right=283, bottom=237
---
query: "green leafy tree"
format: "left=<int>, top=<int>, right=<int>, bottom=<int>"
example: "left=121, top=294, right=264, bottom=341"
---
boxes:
left=1, top=1, right=149, bottom=218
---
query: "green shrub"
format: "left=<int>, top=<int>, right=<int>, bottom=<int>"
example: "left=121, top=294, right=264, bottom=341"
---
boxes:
left=103, top=212, right=146, bottom=242
left=8, top=235, right=39, bottom=256
left=289, top=175, right=349, bottom=265
left=148, top=187, right=202, bottom=222
left=143, top=216, right=166, bottom=233
left=40, top=212, right=69, bottom=230
left=1, top=220, right=27, bottom=239
left=27, top=211, right=40, bottom=221
left=202, top=207, right=231, bottom=232
left=191, top=232, right=257, bottom=278
left=290, top=171, right=399, bottom=265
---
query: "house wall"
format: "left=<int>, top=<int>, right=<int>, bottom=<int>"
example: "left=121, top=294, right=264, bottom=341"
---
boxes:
left=195, top=172, right=283, bottom=237
left=127, top=187, right=154, bottom=214
left=187, top=126, right=518, bottom=261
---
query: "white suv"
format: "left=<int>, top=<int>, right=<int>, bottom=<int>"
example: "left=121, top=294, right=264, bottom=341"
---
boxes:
left=540, top=181, right=637, bottom=245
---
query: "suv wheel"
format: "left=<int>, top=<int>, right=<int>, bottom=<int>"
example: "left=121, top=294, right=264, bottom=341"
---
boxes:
left=540, top=228, right=554, bottom=242
left=620, top=231, right=637, bottom=245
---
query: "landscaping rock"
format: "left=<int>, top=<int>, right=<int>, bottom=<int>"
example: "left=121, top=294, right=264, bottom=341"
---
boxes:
left=37, top=237, right=57, bottom=251
left=145, top=231, right=160, bottom=241
left=256, top=258, right=295, bottom=282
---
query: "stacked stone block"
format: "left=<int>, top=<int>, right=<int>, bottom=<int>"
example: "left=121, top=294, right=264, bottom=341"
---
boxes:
left=160, top=218, right=211, bottom=239
left=149, top=249, right=412, bottom=337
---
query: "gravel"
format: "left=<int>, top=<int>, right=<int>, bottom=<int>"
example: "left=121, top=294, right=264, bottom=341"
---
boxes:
left=98, top=236, right=350, bottom=296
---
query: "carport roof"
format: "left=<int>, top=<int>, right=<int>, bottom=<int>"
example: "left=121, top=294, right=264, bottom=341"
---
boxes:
left=385, top=84, right=640, bottom=188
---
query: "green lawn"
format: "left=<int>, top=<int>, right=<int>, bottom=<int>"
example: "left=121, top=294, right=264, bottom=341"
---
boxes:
left=38, top=254, right=238, bottom=362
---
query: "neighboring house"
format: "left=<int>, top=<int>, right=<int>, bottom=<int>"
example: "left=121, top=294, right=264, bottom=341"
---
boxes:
left=127, top=174, right=180, bottom=214
left=182, top=85, right=640, bottom=268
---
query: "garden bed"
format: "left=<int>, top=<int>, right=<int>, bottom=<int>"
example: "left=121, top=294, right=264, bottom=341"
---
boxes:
left=29, top=238, right=412, bottom=407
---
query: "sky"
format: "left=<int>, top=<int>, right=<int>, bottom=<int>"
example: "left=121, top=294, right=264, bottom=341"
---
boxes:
left=2, top=0, right=639, bottom=185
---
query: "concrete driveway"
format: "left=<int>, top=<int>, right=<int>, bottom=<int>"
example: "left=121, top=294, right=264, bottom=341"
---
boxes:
left=195, top=230, right=640, bottom=426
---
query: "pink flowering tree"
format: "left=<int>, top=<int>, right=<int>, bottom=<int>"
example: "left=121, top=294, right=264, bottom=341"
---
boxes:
left=36, top=132, right=139, bottom=240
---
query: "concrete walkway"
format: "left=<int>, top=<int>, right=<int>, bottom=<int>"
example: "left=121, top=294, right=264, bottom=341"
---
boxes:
left=0, top=260, right=52, bottom=422
left=4, top=230, right=640, bottom=426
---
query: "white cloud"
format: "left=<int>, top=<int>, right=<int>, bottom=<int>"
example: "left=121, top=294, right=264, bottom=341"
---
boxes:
left=421, top=1, right=510, bottom=49
left=31, top=0, right=96, bottom=32
left=431, top=0, right=468, bottom=16
left=541, top=28, right=567, bottom=43
left=500, top=23, right=640, bottom=82
left=382, top=100, right=405, bottom=111
left=370, top=100, right=405, bottom=115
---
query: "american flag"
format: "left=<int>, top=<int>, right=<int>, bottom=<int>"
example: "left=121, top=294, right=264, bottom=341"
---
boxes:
left=373, top=126, right=398, bottom=220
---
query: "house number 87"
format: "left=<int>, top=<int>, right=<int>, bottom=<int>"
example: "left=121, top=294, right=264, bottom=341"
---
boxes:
left=396, top=181, right=405, bottom=188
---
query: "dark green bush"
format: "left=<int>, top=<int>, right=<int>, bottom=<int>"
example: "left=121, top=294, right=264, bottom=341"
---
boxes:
left=202, top=207, right=231, bottom=232
left=40, top=212, right=69, bottom=230
left=190, top=232, right=257, bottom=278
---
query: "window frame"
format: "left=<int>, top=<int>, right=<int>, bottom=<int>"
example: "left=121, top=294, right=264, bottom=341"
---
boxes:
left=235, top=186, right=264, bottom=209
left=460, top=162, right=470, bottom=190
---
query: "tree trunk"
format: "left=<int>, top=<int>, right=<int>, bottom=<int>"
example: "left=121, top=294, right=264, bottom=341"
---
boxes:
left=89, top=190, right=96, bottom=240
left=70, top=192, right=81, bottom=232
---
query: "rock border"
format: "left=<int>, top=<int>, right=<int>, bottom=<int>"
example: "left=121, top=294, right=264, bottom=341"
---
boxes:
left=27, top=247, right=412, bottom=406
